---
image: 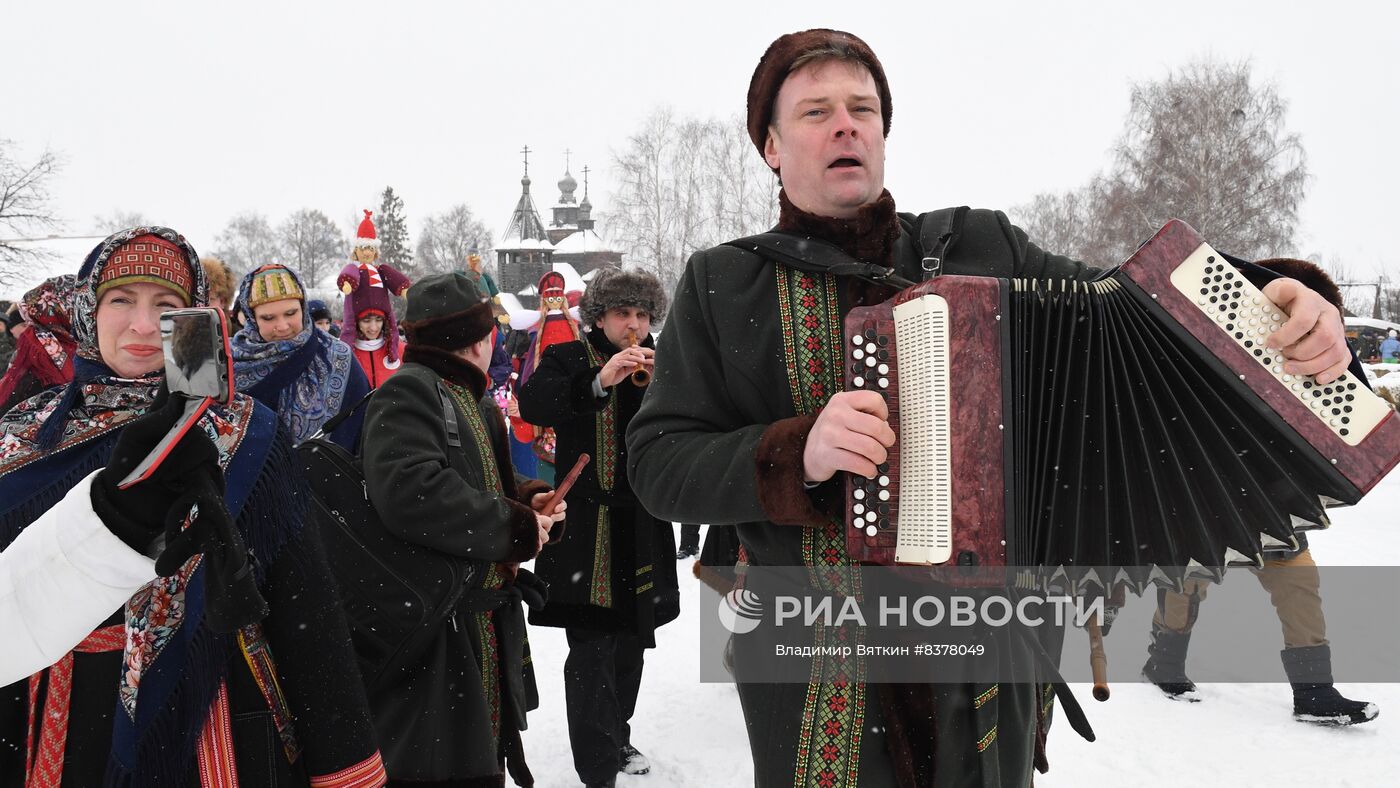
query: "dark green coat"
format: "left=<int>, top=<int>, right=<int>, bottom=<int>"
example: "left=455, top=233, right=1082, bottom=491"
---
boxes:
left=361, top=353, right=548, bottom=782
left=626, top=208, right=1097, bottom=788
left=517, top=329, right=680, bottom=645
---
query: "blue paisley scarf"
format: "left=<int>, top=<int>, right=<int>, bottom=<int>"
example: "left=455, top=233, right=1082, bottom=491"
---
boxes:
left=230, top=265, right=360, bottom=445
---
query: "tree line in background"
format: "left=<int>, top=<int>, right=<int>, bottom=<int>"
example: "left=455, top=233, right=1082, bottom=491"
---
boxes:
left=1012, top=60, right=1308, bottom=265
left=203, top=188, right=494, bottom=287
left=5, top=62, right=1399, bottom=317
left=605, top=109, right=780, bottom=295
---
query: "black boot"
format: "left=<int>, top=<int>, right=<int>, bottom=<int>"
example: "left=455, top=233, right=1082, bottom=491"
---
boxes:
left=1281, top=644, right=1379, bottom=726
left=1141, top=626, right=1200, bottom=701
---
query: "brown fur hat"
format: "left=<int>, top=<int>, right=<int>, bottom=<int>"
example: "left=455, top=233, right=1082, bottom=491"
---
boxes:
left=1255, top=258, right=1345, bottom=311
left=200, top=256, right=237, bottom=311
left=746, top=29, right=892, bottom=159
left=581, top=267, right=669, bottom=326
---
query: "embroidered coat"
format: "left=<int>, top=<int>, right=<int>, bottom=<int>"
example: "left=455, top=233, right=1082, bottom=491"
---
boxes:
left=516, top=329, right=680, bottom=644
left=625, top=204, right=1097, bottom=788
left=360, top=351, right=550, bottom=785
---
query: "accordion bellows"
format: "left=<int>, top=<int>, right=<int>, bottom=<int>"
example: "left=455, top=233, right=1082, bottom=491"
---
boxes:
left=845, top=220, right=1400, bottom=592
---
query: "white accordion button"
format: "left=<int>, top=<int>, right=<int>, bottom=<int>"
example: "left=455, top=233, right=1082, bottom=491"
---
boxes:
left=877, top=363, right=889, bottom=375
left=878, top=490, right=890, bottom=501
left=853, top=376, right=865, bottom=388
left=865, top=525, right=878, bottom=537
left=852, top=335, right=863, bottom=346
left=878, top=378, right=889, bottom=388
left=854, top=489, right=865, bottom=500
left=879, top=475, right=890, bottom=486
left=853, top=503, right=865, bottom=515
left=865, top=357, right=876, bottom=368
left=853, top=348, right=865, bottom=360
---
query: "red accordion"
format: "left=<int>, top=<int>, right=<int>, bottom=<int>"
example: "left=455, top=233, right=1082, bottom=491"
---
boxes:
left=843, top=220, right=1400, bottom=589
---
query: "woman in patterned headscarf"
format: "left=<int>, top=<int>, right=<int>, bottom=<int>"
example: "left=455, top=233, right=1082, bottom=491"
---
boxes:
left=231, top=263, right=369, bottom=448
left=0, top=275, right=78, bottom=414
left=0, top=227, right=385, bottom=787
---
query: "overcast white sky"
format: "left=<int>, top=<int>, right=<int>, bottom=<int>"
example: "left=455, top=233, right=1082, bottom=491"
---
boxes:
left=3, top=0, right=1396, bottom=285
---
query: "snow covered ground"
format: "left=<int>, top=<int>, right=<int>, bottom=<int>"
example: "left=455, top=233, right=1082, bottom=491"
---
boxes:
left=519, top=467, right=1400, bottom=787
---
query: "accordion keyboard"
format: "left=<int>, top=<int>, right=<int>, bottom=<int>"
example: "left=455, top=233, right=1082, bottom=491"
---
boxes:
left=886, top=294, right=953, bottom=564
left=1170, top=243, right=1390, bottom=447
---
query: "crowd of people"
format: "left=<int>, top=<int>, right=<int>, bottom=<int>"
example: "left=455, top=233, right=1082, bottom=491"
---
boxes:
left=0, top=26, right=1381, bottom=788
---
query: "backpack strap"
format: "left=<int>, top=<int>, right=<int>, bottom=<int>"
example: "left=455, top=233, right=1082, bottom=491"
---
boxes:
left=436, top=383, right=462, bottom=448
left=307, top=384, right=462, bottom=449
left=313, top=389, right=373, bottom=438
left=724, top=233, right=917, bottom=289
left=915, top=206, right=969, bottom=281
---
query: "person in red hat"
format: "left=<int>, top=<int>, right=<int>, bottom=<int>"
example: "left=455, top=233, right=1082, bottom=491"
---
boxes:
left=511, top=270, right=582, bottom=484
left=337, top=209, right=412, bottom=388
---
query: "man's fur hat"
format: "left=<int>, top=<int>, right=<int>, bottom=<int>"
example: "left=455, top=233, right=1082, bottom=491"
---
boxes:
left=580, top=267, right=668, bottom=326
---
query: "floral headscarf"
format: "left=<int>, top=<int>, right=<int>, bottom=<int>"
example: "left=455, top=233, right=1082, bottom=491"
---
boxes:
left=18, top=273, right=77, bottom=369
left=0, top=227, right=206, bottom=470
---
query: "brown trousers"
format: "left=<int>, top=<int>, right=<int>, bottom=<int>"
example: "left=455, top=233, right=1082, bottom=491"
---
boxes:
left=1153, top=549, right=1327, bottom=648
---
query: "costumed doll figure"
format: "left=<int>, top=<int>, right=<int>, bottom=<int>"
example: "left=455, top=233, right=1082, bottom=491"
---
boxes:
left=0, top=274, right=78, bottom=414
left=511, top=270, right=581, bottom=484
left=465, top=250, right=501, bottom=298
left=337, top=209, right=411, bottom=388
left=232, top=263, right=369, bottom=449
left=0, top=227, right=384, bottom=787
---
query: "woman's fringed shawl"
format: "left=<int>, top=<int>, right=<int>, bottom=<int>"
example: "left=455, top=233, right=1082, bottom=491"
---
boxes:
left=106, top=405, right=306, bottom=787
left=0, top=226, right=308, bottom=786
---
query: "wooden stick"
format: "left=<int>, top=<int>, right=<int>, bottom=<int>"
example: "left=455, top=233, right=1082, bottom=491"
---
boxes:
left=1088, top=617, right=1110, bottom=701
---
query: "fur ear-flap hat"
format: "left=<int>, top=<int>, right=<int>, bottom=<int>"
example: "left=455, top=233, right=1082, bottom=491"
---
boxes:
left=746, top=29, right=892, bottom=162
left=580, top=267, right=669, bottom=326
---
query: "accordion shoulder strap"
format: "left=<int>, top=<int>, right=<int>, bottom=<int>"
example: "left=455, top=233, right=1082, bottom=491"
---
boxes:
left=723, top=233, right=917, bottom=289
left=914, top=206, right=970, bottom=280
left=724, top=205, right=971, bottom=287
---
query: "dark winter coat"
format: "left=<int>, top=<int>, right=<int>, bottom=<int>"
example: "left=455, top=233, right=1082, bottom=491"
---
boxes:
left=360, top=348, right=550, bottom=784
left=516, top=329, right=680, bottom=644
left=626, top=198, right=1096, bottom=788
left=626, top=194, right=1348, bottom=787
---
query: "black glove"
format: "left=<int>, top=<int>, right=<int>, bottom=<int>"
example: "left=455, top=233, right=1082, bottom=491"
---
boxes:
left=514, top=568, right=549, bottom=611
left=91, top=385, right=220, bottom=552
left=92, top=386, right=269, bottom=632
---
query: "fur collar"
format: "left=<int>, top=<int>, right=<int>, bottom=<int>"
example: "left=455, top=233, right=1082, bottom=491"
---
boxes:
left=403, top=344, right=488, bottom=399
left=776, top=189, right=900, bottom=267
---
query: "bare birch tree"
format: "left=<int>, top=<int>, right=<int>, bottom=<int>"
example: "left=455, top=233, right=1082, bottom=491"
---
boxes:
left=279, top=208, right=343, bottom=287
left=1015, top=60, right=1308, bottom=265
left=608, top=108, right=779, bottom=294
left=214, top=212, right=282, bottom=278
left=0, top=140, right=62, bottom=285
left=417, top=204, right=494, bottom=276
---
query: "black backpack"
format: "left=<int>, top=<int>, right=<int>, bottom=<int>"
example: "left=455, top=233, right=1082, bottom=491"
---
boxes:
left=298, top=385, right=475, bottom=689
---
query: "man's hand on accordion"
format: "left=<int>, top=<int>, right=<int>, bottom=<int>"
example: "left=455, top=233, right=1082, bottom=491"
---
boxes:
left=1262, top=278, right=1351, bottom=385
left=803, top=391, right=897, bottom=483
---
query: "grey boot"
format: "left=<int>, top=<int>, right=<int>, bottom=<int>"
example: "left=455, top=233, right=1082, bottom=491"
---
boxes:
left=1142, top=625, right=1200, bottom=701
left=1281, top=644, right=1379, bottom=726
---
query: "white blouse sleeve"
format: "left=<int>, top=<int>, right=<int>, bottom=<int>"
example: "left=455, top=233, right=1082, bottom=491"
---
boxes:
left=0, top=470, right=155, bottom=685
